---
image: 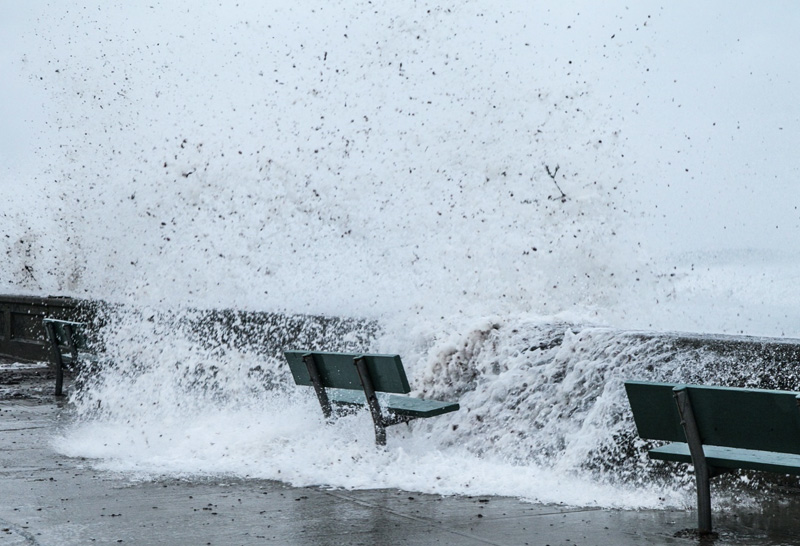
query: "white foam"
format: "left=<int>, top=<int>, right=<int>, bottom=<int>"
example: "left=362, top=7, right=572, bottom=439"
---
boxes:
left=53, top=382, right=687, bottom=510
left=49, top=312, right=705, bottom=509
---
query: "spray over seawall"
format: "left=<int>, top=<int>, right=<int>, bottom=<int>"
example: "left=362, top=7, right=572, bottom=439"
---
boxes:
left=6, top=3, right=798, bottom=336
left=55, top=304, right=800, bottom=508
left=4, top=2, right=702, bottom=331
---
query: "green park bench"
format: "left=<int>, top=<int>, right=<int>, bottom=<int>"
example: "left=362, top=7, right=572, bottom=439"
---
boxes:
left=284, top=350, right=459, bottom=446
left=625, top=380, right=800, bottom=534
left=42, top=318, right=92, bottom=396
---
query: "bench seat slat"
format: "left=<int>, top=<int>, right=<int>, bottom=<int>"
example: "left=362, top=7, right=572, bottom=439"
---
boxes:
left=58, top=352, right=103, bottom=367
left=326, top=388, right=459, bottom=418
left=626, top=380, right=800, bottom=454
left=285, top=350, right=411, bottom=393
left=651, top=442, right=800, bottom=476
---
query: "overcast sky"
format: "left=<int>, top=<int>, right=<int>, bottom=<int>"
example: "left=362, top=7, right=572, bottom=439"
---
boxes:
left=4, top=1, right=798, bottom=254
left=0, top=1, right=47, bottom=177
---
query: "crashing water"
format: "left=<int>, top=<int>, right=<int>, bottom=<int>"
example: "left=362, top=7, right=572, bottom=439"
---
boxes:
left=3, top=1, right=800, bottom=509
left=50, top=306, right=800, bottom=509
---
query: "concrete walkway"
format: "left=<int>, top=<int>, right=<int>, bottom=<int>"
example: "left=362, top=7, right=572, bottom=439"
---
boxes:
left=2, top=366, right=800, bottom=545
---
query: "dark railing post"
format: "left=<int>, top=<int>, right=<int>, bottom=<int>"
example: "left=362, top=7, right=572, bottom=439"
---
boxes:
left=354, top=355, right=386, bottom=446
left=303, top=353, right=332, bottom=420
left=673, top=386, right=713, bottom=534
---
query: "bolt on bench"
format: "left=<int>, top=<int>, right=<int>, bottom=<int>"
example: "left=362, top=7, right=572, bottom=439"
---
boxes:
left=625, top=380, right=800, bottom=534
left=43, top=318, right=93, bottom=396
left=284, top=350, right=459, bottom=446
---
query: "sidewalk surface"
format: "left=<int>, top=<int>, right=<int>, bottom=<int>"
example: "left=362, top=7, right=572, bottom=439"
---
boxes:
left=2, top=363, right=800, bottom=545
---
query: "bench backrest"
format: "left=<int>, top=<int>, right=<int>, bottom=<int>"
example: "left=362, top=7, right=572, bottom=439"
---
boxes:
left=284, top=350, right=411, bottom=394
left=43, top=318, right=89, bottom=351
left=625, top=380, right=800, bottom=455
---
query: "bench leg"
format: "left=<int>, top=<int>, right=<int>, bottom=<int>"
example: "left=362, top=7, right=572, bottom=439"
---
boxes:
left=302, top=354, right=332, bottom=420
left=353, top=356, right=387, bottom=446
left=673, top=387, right=713, bottom=534
left=695, top=468, right=712, bottom=534
left=373, top=421, right=387, bottom=446
left=55, top=360, right=64, bottom=397
left=44, top=322, right=65, bottom=397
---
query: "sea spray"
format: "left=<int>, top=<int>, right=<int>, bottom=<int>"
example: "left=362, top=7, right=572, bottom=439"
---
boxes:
left=6, top=2, right=800, bottom=336
left=12, top=1, right=654, bottom=328
left=55, top=306, right=800, bottom=508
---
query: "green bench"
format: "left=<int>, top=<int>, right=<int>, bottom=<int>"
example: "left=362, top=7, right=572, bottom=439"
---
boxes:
left=625, top=380, right=800, bottom=534
left=43, top=318, right=92, bottom=396
left=284, top=350, right=459, bottom=446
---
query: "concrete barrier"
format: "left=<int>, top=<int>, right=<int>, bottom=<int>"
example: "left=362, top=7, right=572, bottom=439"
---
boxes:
left=0, top=294, right=378, bottom=363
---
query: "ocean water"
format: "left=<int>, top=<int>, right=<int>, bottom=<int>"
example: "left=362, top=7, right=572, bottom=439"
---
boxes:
left=3, top=1, right=800, bottom=508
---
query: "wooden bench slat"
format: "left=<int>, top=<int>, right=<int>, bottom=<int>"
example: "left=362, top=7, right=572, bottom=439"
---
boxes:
left=683, top=385, right=800, bottom=455
left=624, top=381, right=686, bottom=443
left=43, top=318, right=90, bottom=350
left=626, top=380, right=800, bottom=454
left=284, top=350, right=411, bottom=394
left=58, top=353, right=102, bottom=366
left=650, top=442, right=800, bottom=476
left=327, top=388, right=460, bottom=418
left=380, top=394, right=459, bottom=418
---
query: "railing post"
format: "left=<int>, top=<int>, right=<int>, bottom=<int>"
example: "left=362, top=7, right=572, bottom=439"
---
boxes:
left=354, top=355, right=386, bottom=446
left=673, top=386, right=713, bottom=534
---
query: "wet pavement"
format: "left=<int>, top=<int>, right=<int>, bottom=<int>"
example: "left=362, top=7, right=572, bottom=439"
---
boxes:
left=2, top=363, right=800, bottom=545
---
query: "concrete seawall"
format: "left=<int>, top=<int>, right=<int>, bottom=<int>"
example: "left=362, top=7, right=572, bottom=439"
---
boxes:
left=3, top=295, right=800, bottom=388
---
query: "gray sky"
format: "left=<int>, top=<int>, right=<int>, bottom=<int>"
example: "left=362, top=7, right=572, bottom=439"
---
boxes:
left=3, top=1, right=798, bottom=254
left=0, top=1, right=47, bottom=177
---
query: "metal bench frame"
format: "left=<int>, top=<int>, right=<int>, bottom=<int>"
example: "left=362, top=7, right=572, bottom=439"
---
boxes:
left=671, top=386, right=732, bottom=534
left=304, top=353, right=416, bottom=445
left=43, top=318, right=87, bottom=396
left=626, top=380, right=800, bottom=534
left=286, top=350, right=459, bottom=446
